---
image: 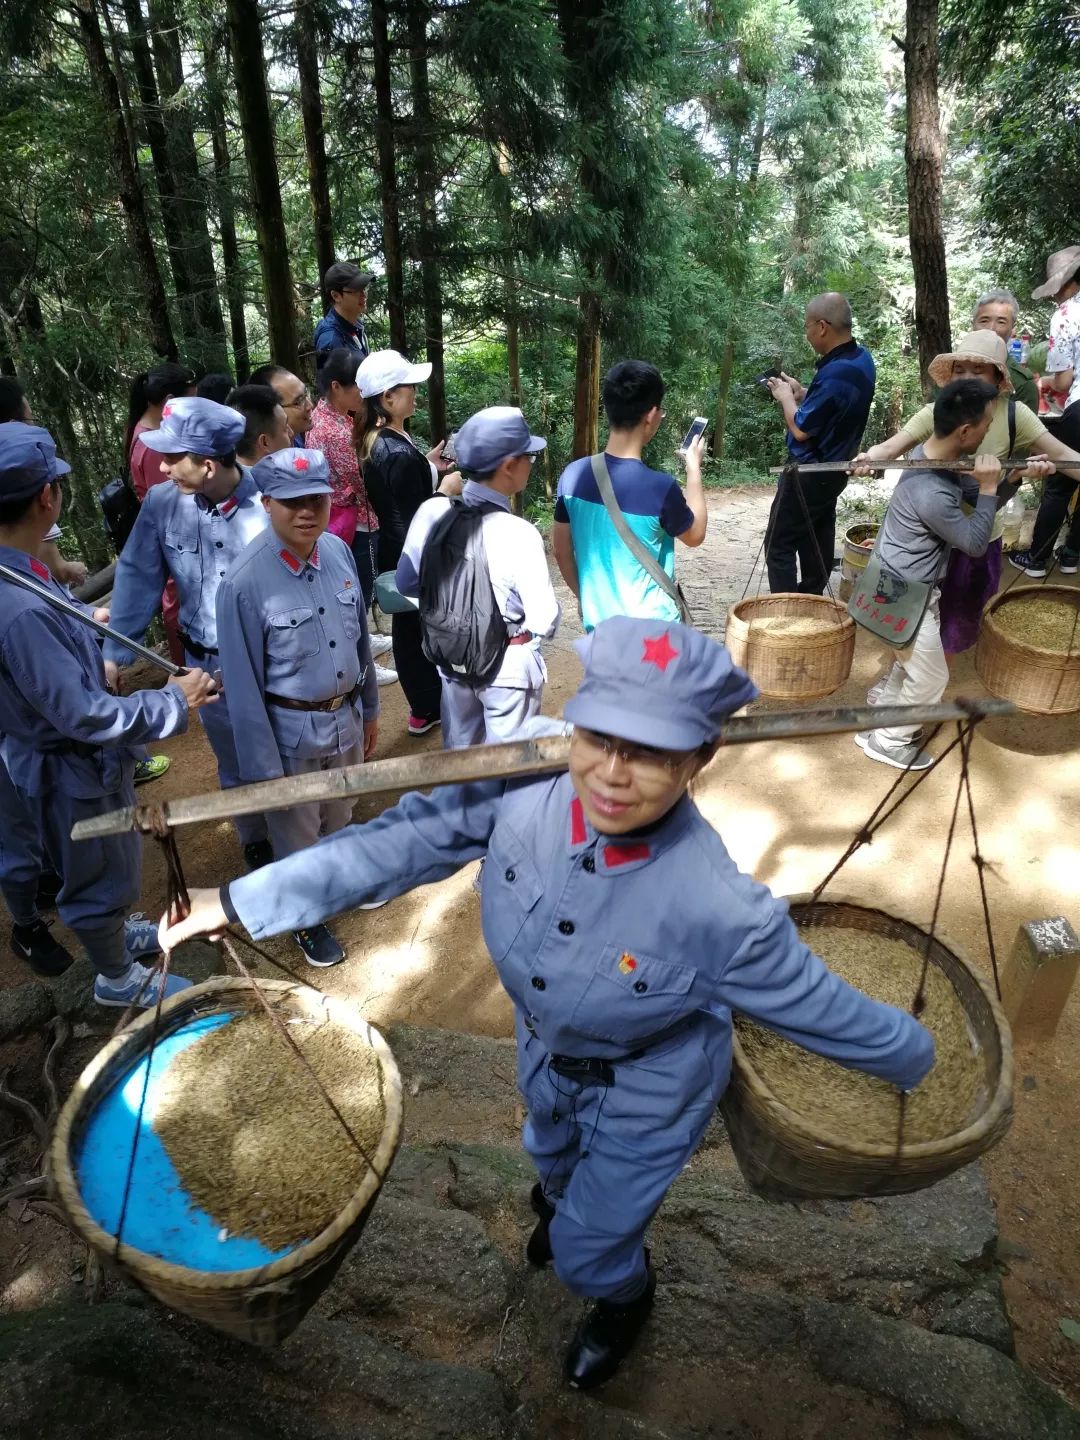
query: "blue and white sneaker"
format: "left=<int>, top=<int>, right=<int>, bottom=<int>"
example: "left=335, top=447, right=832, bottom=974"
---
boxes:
left=125, top=913, right=162, bottom=959
left=94, top=963, right=193, bottom=1009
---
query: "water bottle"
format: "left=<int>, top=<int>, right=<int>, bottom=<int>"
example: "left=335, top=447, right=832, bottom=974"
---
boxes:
left=1020, top=333, right=1031, bottom=365
left=1002, top=494, right=1025, bottom=549
left=1007, top=337, right=1024, bottom=366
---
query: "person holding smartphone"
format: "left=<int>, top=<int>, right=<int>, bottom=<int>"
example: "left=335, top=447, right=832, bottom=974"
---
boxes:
left=553, top=361, right=707, bottom=631
left=764, top=293, right=876, bottom=594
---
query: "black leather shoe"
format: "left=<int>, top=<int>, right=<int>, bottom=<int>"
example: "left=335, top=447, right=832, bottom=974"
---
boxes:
left=11, top=919, right=75, bottom=977
left=243, top=839, right=274, bottom=872
left=564, top=1265, right=657, bottom=1391
left=526, top=1183, right=555, bottom=1267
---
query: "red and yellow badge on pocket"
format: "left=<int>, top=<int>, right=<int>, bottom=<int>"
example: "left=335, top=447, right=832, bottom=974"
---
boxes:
left=618, top=953, right=638, bottom=975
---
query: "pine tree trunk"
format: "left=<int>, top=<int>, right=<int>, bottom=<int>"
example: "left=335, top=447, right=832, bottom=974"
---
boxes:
left=712, top=333, right=736, bottom=460
left=407, top=0, right=445, bottom=439
left=146, top=0, right=228, bottom=372
left=224, top=0, right=299, bottom=370
left=73, top=0, right=176, bottom=359
left=121, top=0, right=193, bottom=304
left=204, top=42, right=250, bottom=381
left=572, top=291, right=601, bottom=459
left=904, top=0, right=950, bottom=392
left=295, top=0, right=335, bottom=285
left=371, top=0, right=407, bottom=352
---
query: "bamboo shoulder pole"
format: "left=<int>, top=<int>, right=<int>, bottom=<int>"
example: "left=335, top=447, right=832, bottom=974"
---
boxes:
left=71, top=698, right=1015, bottom=841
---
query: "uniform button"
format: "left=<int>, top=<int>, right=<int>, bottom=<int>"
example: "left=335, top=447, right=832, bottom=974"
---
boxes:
left=290, top=618, right=297, bottom=626
left=215, top=541, right=223, bottom=549
left=307, top=573, right=315, bottom=582
left=558, top=920, right=574, bottom=935
left=582, top=855, right=595, bottom=873
left=504, top=867, right=516, bottom=882
left=329, top=639, right=337, bottom=648
left=337, top=670, right=344, bottom=679
left=531, top=976, right=545, bottom=991
left=319, top=606, right=325, bottom=614
left=219, top=570, right=225, bottom=577
left=633, top=980, right=648, bottom=994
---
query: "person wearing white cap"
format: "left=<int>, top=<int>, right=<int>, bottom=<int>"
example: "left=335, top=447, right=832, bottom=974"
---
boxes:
left=1017, top=245, right=1080, bottom=574
left=395, top=406, right=560, bottom=747
left=355, top=349, right=456, bottom=736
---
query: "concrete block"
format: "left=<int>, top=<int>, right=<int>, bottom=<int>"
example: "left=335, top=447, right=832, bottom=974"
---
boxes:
left=999, top=917, right=1080, bottom=1041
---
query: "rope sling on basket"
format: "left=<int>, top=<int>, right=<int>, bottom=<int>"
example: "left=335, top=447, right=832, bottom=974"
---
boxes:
left=727, top=464, right=856, bottom=700
left=720, top=716, right=1013, bottom=1200
left=48, top=822, right=403, bottom=1347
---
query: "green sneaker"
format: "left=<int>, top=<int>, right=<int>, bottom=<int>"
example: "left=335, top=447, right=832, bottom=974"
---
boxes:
left=134, top=755, right=171, bottom=785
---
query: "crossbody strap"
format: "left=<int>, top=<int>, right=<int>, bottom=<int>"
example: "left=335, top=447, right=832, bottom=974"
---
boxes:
left=589, top=453, right=692, bottom=623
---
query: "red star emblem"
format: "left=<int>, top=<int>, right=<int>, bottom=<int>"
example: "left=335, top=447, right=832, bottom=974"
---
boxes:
left=642, top=632, right=679, bottom=671
left=162, top=404, right=173, bottom=418
left=293, top=456, right=309, bottom=471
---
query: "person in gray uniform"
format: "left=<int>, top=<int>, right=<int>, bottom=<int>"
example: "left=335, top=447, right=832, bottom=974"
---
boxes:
left=0, top=422, right=215, bottom=1006
left=396, top=406, right=560, bottom=748
left=159, top=615, right=934, bottom=1389
left=214, top=447, right=381, bottom=968
left=103, top=396, right=272, bottom=869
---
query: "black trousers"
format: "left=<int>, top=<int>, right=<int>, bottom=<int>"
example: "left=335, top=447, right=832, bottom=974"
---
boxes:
left=392, top=609, right=442, bottom=721
left=349, top=530, right=377, bottom=611
left=1029, top=402, right=1080, bottom=563
left=765, top=471, right=847, bottom=594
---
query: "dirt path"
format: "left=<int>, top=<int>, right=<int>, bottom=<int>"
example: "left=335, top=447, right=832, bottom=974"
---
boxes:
left=2, top=487, right=1078, bottom=1401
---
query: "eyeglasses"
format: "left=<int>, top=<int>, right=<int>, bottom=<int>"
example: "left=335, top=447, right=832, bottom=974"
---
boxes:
left=284, top=389, right=311, bottom=409
left=514, top=453, right=538, bottom=465
left=574, top=726, right=694, bottom=776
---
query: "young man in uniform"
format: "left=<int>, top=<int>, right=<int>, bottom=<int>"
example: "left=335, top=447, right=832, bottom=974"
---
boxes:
left=396, top=407, right=560, bottom=747
left=312, top=262, right=373, bottom=361
left=0, top=422, right=214, bottom=1004
left=225, top=383, right=293, bottom=468
left=215, top=448, right=381, bottom=968
left=104, top=396, right=273, bottom=868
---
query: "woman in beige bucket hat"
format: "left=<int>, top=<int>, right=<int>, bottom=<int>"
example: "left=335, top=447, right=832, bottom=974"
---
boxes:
left=852, top=328, right=1080, bottom=659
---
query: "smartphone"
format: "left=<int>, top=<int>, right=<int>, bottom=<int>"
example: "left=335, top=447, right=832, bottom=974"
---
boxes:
left=442, top=432, right=457, bottom=463
left=678, top=416, right=709, bottom=454
left=756, top=365, right=781, bottom=387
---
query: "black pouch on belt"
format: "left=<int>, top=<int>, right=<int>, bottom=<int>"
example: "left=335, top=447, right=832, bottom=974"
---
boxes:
left=549, top=1055, right=616, bottom=1087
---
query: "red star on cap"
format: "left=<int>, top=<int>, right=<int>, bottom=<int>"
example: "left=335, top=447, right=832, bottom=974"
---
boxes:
left=293, top=456, right=309, bottom=471
left=642, top=632, right=679, bottom=671
left=162, top=404, right=173, bottom=418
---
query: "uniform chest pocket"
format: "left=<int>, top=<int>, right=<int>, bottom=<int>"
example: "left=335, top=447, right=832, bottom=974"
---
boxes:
left=569, top=946, right=696, bottom=1046
left=267, top=607, right=320, bottom=663
left=336, top=589, right=361, bottom=641
left=481, top=828, right=543, bottom=961
left=164, top=524, right=199, bottom=572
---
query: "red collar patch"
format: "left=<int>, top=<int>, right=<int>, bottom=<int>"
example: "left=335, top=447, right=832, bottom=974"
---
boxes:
left=642, top=632, right=679, bottom=671
left=279, top=547, right=302, bottom=573
left=602, top=841, right=651, bottom=869
left=569, top=796, right=587, bottom=846
left=309, top=542, right=319, bottom=569
left=218, top=495, right=239, bottom=518
left=29, top=558, right=50, bottom=582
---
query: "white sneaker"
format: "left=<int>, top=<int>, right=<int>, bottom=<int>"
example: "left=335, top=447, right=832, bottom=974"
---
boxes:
left=369, top=634, right=393, bottom=658
left=374, top=663, right=399, bottom=686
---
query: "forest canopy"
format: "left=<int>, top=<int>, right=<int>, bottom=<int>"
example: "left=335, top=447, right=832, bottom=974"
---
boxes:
left=0, top=0, right=1074, bottom=566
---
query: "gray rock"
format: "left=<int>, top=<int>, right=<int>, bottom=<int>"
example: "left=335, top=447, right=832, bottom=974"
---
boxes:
left=46, top=957, right=96, bottom=1022
left=509, top=1394, right=693, bottom=1439
left=273, top=1315, right=509, bottom=1439
left=805, top=1300, right=1080, bottom=1439
left=931, top=1285, right=1015, bottom=1355
left=0, top=980, right=53, bottom=1040
left=323, top=1193, right=512, bottom=1336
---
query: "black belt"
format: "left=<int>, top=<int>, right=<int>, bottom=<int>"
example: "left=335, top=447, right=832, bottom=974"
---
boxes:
left=527, top=1016, right=695, bottom=1087
left=179, top=631, right=218, bottom=661
left=265, top=677, right=364, bottom=713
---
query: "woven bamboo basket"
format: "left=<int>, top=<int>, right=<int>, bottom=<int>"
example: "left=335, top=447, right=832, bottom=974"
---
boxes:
left=724, top=595, right=855, bottom=700
left=720, top=897, right=1013, bottom=1199
left=975, top=584, right=1080, bottom=716
left=49, top=977, right=403, bottom=1346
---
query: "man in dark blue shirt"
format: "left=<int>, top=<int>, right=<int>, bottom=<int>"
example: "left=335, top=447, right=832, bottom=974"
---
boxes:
left=311, top=262, right=373, bottom=363
left=764, top=293, right=876, bottom=593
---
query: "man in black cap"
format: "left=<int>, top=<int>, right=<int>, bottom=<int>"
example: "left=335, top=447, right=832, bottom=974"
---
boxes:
left=312, top=262, right=373, bottom=361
